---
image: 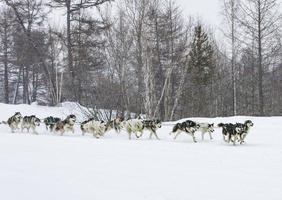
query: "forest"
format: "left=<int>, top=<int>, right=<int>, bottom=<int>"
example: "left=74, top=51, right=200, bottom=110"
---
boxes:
left=0, top=0, right=281, bottom=120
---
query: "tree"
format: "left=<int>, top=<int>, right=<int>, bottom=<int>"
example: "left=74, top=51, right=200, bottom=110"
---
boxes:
left=221, top=0, right=240, bottom=115
left=0, top=7, right=14, bottom=103
left=238, top=0, right=282, bottom=115
left=188, top=24, right=215, bottom=116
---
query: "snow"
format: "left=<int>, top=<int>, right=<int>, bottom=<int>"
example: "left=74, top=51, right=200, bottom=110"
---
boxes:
left=0, top=103, right=282, bottom=200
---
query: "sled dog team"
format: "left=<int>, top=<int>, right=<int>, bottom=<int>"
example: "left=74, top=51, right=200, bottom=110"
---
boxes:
left=2, top=112, right=254, bottom=145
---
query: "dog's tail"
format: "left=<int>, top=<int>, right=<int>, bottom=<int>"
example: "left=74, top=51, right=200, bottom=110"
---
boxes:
left=1, top=121, right=7, bottom=125
left=172, top=123, right=180, bottom=133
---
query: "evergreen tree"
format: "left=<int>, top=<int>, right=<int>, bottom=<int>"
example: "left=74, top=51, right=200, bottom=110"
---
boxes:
left=188, top=24, right=215, bottom=116
left=189, top=25, right=214, bottom=85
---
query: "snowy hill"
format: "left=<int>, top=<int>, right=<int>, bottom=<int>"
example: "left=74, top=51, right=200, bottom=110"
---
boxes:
left=0, top=103, right=281, bottom=200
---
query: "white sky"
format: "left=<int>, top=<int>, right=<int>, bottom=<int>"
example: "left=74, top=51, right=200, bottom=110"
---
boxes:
left=176, top=0, right=282, bottom=28
left=176, top=0, right=222, bottom=28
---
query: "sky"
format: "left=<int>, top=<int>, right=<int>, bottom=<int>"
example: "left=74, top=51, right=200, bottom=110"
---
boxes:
left=176, top=0, right=222, bottom=28
left=176, top=0, right=282, bottom=29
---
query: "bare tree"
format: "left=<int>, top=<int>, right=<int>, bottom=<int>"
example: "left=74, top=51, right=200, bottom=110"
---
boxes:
left=238, top=0, right=282, bottom=115
left=221, top=0, right=240, bottom=115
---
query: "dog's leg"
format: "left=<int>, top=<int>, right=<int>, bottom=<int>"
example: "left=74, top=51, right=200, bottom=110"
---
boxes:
left=150, top=129, right=159, bottom=140
left=209, top=132, right=213, bottom=140
left=191, top=132, right=197, bottom=143
left=135, top=130, right=142, bottom=139
left=128, top=130, right=132, bottom=140
left=173, top=131, right=181, bottom=140
left=233, top=135, right=237, bottom=146
left=32, top=127, right=38, bottom=135
left=239, top=134, right=245, bottom=144
left=137, top=130, right=143, bottom=138
left=149, top=131, right=153, bottom=139
left=153, top=131, right=160, bottom=140
left=201, top=131, right=204, bottom=140
left=95, top=132, right=100, bottom=139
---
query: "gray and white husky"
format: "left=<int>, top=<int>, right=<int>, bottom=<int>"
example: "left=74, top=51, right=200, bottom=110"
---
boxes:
left=21, top=115, right=41, bottom=134
left=4, top=112, right=23, bottom=133
left=197, top=123, right=215, bottom=140
left=81, top=118, right=107, bottom=138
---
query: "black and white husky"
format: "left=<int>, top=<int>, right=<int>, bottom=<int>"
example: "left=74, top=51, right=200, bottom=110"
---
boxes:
left=81, top=118, right=107, bottom=138
left=218, top=123, right=243, bottom=145
left=139, top=119, right=162, bottom=140
left=21, top=115, right=41, bottom=134
left=171, top=120, right=199, bottom=143
left=235, top=120, right=254, bottom=144
left=4, top=112, right=23, bottom=133
left=54, top=114, right=76, bottom=136
left=44, top=116, right=61, bottom=132
left=197, top=123, right=215, bottom=140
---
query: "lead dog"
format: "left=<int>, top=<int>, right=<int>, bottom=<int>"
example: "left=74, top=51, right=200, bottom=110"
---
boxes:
left=54, top=114, right=76, bottom=136
left=81, top=118, right=107, bottom=138
left=235, top=120, right=254, bottom=144
left=4, top=112, right=23, bottom=133
left=21, top=115, right=41, bottom=134
left=171, top=120, right=199, bottom=143
left=197, top=123, right=215, bottom=140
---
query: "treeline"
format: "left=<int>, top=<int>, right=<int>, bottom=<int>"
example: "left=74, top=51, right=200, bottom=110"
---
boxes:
left=0, top=0, right=281, bottom=120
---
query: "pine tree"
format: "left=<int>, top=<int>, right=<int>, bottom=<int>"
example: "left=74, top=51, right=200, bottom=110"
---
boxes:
left=188, top=24, right=215, bottom=116
left=189, top=25, right=214, bottom=84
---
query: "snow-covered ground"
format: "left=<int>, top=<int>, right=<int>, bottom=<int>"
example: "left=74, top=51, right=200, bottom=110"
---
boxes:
left=0, top=103, right=281, bottom=200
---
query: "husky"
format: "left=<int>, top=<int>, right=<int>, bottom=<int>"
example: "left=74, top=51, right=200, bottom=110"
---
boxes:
left=44, top=116, right=61, bottom=132
left=81, top=118, right=107, bottom=138
left=138, top=119, right=162, bottom=140
left=21, top=115, right=41, bottom=134
left=54, top=114, right=76, bottom=136
left=171, top=120, right=199, bottom=143
left=218, top=123, right=243, bottom=145
left=105, top=117, right=124, bottom=133
left=122, top=119, right=145, bottom=140
left=197, top=123, right=215, bottom=140
left=235, top=120, right=254, bottom=144
left=4, top=112, right=23, bottom=133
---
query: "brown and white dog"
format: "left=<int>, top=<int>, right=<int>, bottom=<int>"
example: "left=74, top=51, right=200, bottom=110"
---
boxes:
left=105, top=117, right=124, bottom=133
left=81, top=118, right=107, bottom=138
left=21, top=115, right=41, bottom=134
left=54, top=114, right=76, bottom=136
